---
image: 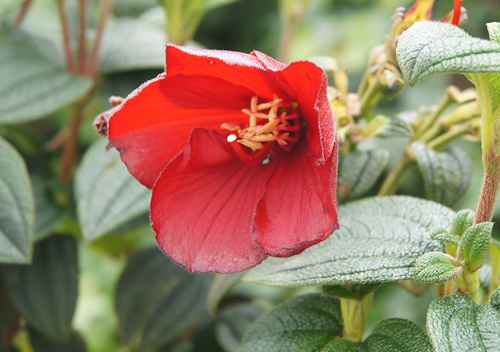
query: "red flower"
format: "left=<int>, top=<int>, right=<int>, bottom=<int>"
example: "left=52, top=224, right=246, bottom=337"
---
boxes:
left=106, top=44, right=339, bottom=273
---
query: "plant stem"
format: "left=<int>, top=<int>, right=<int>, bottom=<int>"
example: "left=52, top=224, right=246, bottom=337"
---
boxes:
left=278, top=20, right=297, bottom=63
left=475, top=164, right=500, bottom=224
left=340, top=292, right=374, bottom=341
left=378, top=151, right=413, bottom=196
left=55, top=0, right=75, bottom=73
left=78, top=0, right=87, bottom=75
left=415, top=90, right=454, bottom=141
left=455, top=269, right=480, bottom=303
left=14, top=0, right=33, bottom=27
left=88, top=0, right=114, bottom=77
left=427, top=123, right=471, bottom=150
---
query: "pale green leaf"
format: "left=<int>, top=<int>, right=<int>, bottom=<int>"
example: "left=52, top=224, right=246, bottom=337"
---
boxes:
left=2, top=235, right=78, bottom=341
left=99, top=17, right=166, bottom=73
left=237, top=294, right=342, bottom=352
left=413, top=252, right=462, bottom=283
left=0, top=36, right=93, bottom=124
left=430, top=228, right=459, bottom=246
left=488, top=23, right=500, bottom=43
left=412, top=142, right=472, bottom=207
left=0, top=136, right=34, bottom=263
left=427, top=294, right=500, bottom=352
left=458, top=222, right=493, bottom=272
left=115, top=247, right=211, bottom=351
left=449, top=209, right=475, bottom=238
left=75, top=139, right=151, bottom=241
left=202, top=0, right=240, bottom=12
left=243, top=196, right=454, bottom=287
left=338, top=149, right=390, bottom=202
left=396, top=21, right=500, bottom=86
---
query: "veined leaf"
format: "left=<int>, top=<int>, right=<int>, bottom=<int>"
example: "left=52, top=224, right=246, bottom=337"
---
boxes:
left=0, top=36, right=93, bottom=124
left=487, top=22, right=500, bottom=43
left=115, top=247, right=211, bottom=351
left=244, top=196, right=454, bottom=287
left=338, top=149, right=390, bottom=202
left=427, top=294, right=500, bottom=352
left=2, top=235, right=78, bottom=342
left=413, top=252, right=462, bottom=283
left=396, top=21, right=500, bottom=86
left=75, top=139, right=151, bottom=241
left=237, top=294, right=343, bottom=352
left=412, top=142, right=472, bottom=207
left=458, top=222, right=493, bottom=273
left=0, top=136, right=34, bottom=263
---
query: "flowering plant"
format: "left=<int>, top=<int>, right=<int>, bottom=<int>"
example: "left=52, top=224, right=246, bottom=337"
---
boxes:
left=1, top=0, right=500, bottom=350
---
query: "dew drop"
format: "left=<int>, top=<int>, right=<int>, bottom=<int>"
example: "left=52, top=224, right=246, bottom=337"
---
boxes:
left=213, top=255, right=218, bottom=261
left=233, top=257, right=238, bottom=262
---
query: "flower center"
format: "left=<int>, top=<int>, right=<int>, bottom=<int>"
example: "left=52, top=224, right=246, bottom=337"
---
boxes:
left=221, top=95, right=300, bottom=165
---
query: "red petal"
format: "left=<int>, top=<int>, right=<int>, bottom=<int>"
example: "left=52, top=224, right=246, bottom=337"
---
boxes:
left=165, top=44, right=296, bottom=102
left=278, top=61, right=336, bottom=162
left=251, top=50, right=288, bottom=71
left=151, top=129, right=276, bottom=273
left=253, top=139, right=339, bottom=257
left=108, top=74, right=254, bottom=188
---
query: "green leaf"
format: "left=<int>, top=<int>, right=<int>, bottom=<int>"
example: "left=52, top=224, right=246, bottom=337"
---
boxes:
left=458, top=222, right=493, bottom=272
left=244, top=196, right=454, bottom=286
left=202, top=0, right=240, bottom=12
left=0, top=36, right=93, bottom=124
left=430, top=228, right=459, bottom=246
left=396, top=21, right=500, bottom=86
left=99, top=17, right=166, bottom=73
left=449, top=209, right=475, bottom=238
left=323, top=283, right=380, bottom=300
left=115, top=247, right=211, bottom=351
left=487, top=22, right=500, bottom=43
left=207, top=272, right=245, bottom=317
left=413, top=252, right=462, bottom=283
left=29, top=327, right=86, bottom=352
left=365, top=115, right=414, bottom=139
left=491, top=288, right=500, bottom=311
left=2, top=235, right=78, bottom=341
left=0, top=136, right=34, bottom=263
left=412, top=142, right=472, bottom=207
left=215, top=303, right=264, bottom=352
left=75, top=139, right=151, bottom=241
left=237, top=294, right=342, bottom=352
left=338, top=149, right=390, bottom=202
left=32, top=175, right=65, bottom=241
left=427, top=294, right=500, bottom=352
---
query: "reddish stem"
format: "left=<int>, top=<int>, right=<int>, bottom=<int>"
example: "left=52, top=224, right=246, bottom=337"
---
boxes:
left=475, top=165, right=500, bottom=224
left=452, top=0, right=462, bottom=26
left=78, top=0, right=87, bottom=75
left=14, top=0, right=33, bottom=27
left=55, top=0, right=75, bottom=73
left=88, top=0, right=114, bottom=77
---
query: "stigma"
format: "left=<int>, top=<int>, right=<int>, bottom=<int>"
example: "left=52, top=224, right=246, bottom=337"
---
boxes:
left=222, top=95, right=300, bottom=165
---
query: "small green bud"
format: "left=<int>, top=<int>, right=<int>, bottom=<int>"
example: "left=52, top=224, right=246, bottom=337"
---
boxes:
left=458, top=222, right=493, bottom=272
left=449, top=209, right=475, bottom=238
left=414, top=252, right=463, bottom=283
left=431, top=227, right=460, bottom=246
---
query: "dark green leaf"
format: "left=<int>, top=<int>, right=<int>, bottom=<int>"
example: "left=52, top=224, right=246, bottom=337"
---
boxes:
left=2, top=235, right=78, bottom=341
left=396, top=21, right=500, bottom=86
left=491, top=288, right=500, bottom=311
left=215, top=303, right=264, bottom=352
left=322, top=339, right=365, bottom=351
left=323, top=283, right=380, bottom=300
left=0, top=136, right=34, bottom=263
left=29, top=327, right=86, bottom=352
left=449, top=209, right=475, bottom=238
left=244, top=196, right=454, bottom=287
left=75, top=139, right=151, bottom=241
left=487, top=22, right=500, bottom=43
left=237, top=294, right=342, bottom=352
left=32, top=176, right=65, bottom=241
left=412, top=142, right=472, bottom=207
left=338, top=149, right=390, bottom=202
left=430, top=228, right=459, bottom=246
left=99, top=16, right=165, bottom=73
left=0, top=278, right=20, bottom=352
left=0, top=36, right=93, bottom=124
left=115, top=247, right=211, bottom=351
left=207, top=272, right=245, bottom=317
left=427, top=294, right=500, bottom=351
left=458, top=222, right=493, bottom=272
left=413, top=252, right=462, bottom=283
